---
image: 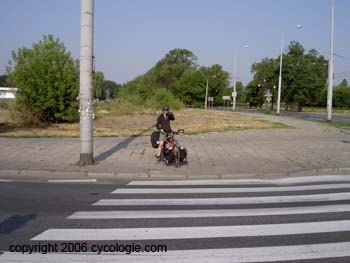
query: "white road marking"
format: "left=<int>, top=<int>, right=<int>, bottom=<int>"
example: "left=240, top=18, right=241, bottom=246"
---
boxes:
left=31, top=220, right=350, bottom=241
left=67, top=204, right=350, bottom=219
left=2, top=242, right=350, bottom=262
left=128, top=175, right=350, bottom=186
left=112, top=183, right=350, bottom=194
left=93, top=192, right=350, bottom=206
left=0, top=179, right=13, bottom=182
left=48, top=179, right=97, bottom=183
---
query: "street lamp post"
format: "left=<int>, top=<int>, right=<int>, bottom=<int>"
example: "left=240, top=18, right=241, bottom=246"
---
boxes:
left=272, top=85, right=276, bottom=110
left=276, top=32, right=285, bottom=115
left=205, top=79, right=209, bottom=109
left=327, top=0, right=334, bottom=121
left=205, top=75, right=216, bottom=109
left=232, top=45, right=249, bottom=110
left=79, top=0, right=94, bottom=165
left=276, top=25, right=302, bottom=115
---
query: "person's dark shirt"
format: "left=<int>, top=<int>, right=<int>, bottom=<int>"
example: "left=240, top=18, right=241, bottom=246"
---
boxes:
left=156, top=112, right=175, bottom=133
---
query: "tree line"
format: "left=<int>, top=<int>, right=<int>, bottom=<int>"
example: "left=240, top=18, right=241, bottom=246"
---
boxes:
left=2, top=35, right=349, bottom=125
left=117, top=48, right=231, bottom=110
left=244, top=41, right=350, bottom=111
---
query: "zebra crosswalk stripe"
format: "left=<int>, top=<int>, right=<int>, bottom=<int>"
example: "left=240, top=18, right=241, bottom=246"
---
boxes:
left=31, top=220, right=350, bottom=241
left=48, top=179, right=97, bottom=183
left=93, top=192, right=350, bottom=206
left=67, top=204, right=350, bottom=219
left=0, top=179, right=12, bottom=182
left=127, top=175, right=350, bottom=186
left=112, top=183, right=350, bottom=194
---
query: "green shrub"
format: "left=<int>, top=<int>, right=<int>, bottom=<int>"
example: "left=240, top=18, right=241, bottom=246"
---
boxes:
left=8, top=35, right=79, bottom=125
left=144, top=88, right=182, bottom=110
left=96, top=99, right=149, bottom=116
left=333, top=86, right=350, bottom=108
left=116, top=80, right=182, bottom=113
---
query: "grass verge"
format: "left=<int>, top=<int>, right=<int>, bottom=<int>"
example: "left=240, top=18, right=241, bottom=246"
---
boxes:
left=0, top=107, right=290, bottom=138
left=302, top=107, right=350, bottom=115
left=323, top=120, right=350, bottom=128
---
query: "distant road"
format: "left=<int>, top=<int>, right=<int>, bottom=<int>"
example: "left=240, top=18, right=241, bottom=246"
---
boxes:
left=217, top=107, right=350, bottom=123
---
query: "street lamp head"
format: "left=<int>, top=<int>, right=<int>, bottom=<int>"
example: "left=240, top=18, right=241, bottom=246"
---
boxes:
left=244, top=45, right=249, bottom=48
left=296, top=25, right=302, bottom=29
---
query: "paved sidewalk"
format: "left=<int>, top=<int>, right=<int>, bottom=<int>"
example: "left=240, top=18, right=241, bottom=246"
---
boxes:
left=0, top=112, right=350, bottom=178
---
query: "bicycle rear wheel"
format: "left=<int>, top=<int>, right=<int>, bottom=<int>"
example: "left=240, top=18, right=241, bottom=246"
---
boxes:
left=174, top=147, right=181, bottom=167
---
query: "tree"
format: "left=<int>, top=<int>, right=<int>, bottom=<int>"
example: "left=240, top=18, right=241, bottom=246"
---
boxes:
left=282, top=42, right=328, bottom=111
left=152, top=48, right=197, bottom=92
left=121, top=74, right=155, bottom=101
left=118, top=48, right=229, bottom=109
left=101, top=80, right=120, bottom=100
left=200, top=64, right=230, bottom=105
left=93, top=71, right=105, bottom=99
left=235, top=82, right=246, bottom=103
left=7, top=35, right=79, bottom=124
left=175, top=70, right=206, bottom=107
left=251, top=57, right=279, bottom=108
left=245, top=80, right=265, bottom=109
left=249, top=42, right=328, bottom=111
left=339, top=79, right=349, bottom=88
left=251, top=58, right=279, bottom=90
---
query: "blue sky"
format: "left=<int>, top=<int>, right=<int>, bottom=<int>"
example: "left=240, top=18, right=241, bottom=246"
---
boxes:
left=0, top=0, right=349, bottom=85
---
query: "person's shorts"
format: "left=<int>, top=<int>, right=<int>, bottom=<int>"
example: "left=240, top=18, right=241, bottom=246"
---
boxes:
left=159, top=132, right=167, bottom=142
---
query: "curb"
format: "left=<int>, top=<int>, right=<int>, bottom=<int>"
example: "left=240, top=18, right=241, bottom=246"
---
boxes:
left=0, top=166, right=350, bottom=182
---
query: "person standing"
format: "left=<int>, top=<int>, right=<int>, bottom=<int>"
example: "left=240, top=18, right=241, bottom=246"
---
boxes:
left=155, top=105, right=175, bottom=161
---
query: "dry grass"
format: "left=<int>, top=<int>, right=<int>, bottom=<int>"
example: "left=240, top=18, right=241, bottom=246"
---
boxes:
left=172, top=109, right=288, bottom=134
left=0, top=108, right=289, bottom=137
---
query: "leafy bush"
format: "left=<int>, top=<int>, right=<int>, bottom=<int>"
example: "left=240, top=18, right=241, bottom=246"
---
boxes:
left=118, top=86, right=181, bottom=111
left=116, top=72, right=182, bottom=113
left=7, top=35, right=79, bottom=125
left=96, top=99, right=147, bottom=116
left=96, top=87, right=182, bottom=117
left=333, top=86, right=350, bottom=108
left=144, top=88, right=182, bottom=110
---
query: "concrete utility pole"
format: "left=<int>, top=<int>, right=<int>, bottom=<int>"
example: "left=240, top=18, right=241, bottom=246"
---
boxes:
left=205, top=79, right=209, bottom=110
left=205, top=76, right=216, bottom=109
left=276, top=25, right=302, bottom=115
left=232, top=55, right=237, bottom=110
left=327, top=0, right=334, bottom=121
left=79, top=0, right=94, bottom=165
left=277, top=32, right=284, bottom=115
left=232, top=45, right=248, bottom=111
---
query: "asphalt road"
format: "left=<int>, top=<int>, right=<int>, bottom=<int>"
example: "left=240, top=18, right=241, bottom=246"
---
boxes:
left=234, top=108, right=350, bottom=123
left=1, top=175, right=350, bottom=262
